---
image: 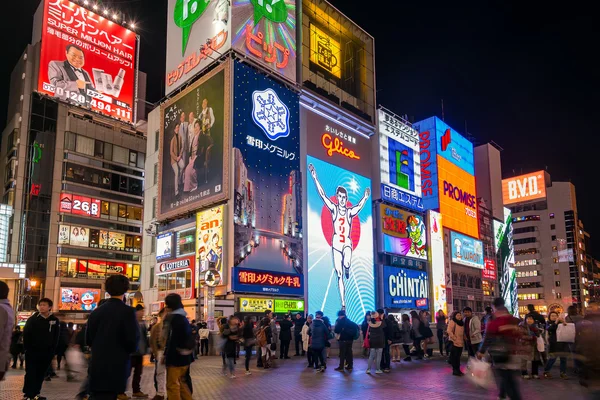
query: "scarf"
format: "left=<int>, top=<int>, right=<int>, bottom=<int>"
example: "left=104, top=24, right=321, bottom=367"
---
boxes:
left=452, top=317, right=464, bottom=327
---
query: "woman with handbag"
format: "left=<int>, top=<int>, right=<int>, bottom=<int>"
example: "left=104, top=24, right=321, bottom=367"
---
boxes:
left=447, top=311, right=465, bottom=376
left=420, top=310, right=435, bottom=358
left=365, top=310, right=386, bottom=374
left=544, top=312, right=568, bottom=379
left=361, top=312, right=371, bottom=357
left=436, top=310, right=448, bottom=357
left=301, top=315, right=313, bottom=368
left=519, top=315, right=542, bottom=379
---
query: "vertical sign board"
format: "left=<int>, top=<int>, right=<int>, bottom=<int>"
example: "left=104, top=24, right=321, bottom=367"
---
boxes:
left=428, top=210, right=447, bottom=315
left=378, top=109, right=423, bottom=213
left=232, top=0, right=297, bottom=83
left=378, top=204, right=427, bottom=261
left=304, top=107, right=374, bottom=324
left=165, top=0, right=232, bottom=95
left=196, top=205, right=225, bottom=288
left=498, top=207, right=517, bottom=316
left=232, top=61, right=302, bottom=291
left=158, top=63, right=230, bottom=221
left=37, top=0, right=137, bottom=123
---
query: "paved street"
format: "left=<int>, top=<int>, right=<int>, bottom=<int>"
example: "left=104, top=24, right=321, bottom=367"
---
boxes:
left=0, top=353, right=591, bottom=400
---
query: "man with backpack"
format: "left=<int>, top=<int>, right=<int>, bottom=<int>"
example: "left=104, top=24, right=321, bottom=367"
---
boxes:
left=334, top=310, right=358, bottom=372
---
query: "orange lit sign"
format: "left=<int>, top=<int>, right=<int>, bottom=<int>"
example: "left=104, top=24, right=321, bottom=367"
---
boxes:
left=245, top=25, right=290, bottom=70
left=502, top=171, right=546, bottom=205
left=321, top=133, right=361, bottom=160
left=437, top=156, right=479, bottom=238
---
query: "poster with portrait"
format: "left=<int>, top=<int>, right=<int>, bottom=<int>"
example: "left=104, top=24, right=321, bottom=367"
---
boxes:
left=159, top=63, right=230, bottom=220
left=306, top=155, right=374, bottom=323
left=196, top=205, right=224, bottom=284
left=69, top=226, right=89, bottom=248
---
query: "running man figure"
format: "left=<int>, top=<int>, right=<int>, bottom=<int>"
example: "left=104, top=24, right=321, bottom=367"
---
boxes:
left=308, top=163, right=370, bottom=309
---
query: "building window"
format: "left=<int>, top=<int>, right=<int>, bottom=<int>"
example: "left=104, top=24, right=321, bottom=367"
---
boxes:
left=553, top=257, right=558, bottom=263
left=153, top=163, right=158, bottom=185
left=550, top=224, right=556, bottom=230
left=150, top=236, right=156, bottom=254
left=459, top=275, right=467, bottom=287
left=452, top=273, right=458, bottom=286
left=65, top=132, right=77, bottom=151
left=551, top=235, right=557, bottom=241
left=555, top=281, right=561, bottom=287
left=152, top=197, right=157, bottom=219
left=467, top=276, right=474, bottom=288
left=155, top=130, right=160, bottom=152
left=150, top=266, right=155, bottom=288
left=554, top=269, right=560, bottom=275
left=76, top=135, right=95, bottom=156
left=556, top=292, right=562, bottom=299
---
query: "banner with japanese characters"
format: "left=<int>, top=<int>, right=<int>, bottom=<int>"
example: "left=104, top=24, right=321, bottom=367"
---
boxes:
left=232, top=61, right=302, bottom=292
left=231, top=0, right=297, bottom=83
left=37, top=0, right=137, bottom=124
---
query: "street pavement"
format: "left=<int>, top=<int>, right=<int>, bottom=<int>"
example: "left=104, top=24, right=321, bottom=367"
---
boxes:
left=0, top=352, right=591, bottom=400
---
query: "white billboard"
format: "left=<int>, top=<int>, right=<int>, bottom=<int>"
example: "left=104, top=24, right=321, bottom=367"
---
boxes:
left=428, top=210, right=446, bottom=315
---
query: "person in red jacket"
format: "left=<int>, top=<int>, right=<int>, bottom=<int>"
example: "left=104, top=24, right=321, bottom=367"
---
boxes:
left=477, top=298, right=523, bottom=400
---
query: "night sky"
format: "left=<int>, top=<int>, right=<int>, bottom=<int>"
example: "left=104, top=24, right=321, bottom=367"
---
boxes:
left=2, top=1, right=597, bottom=257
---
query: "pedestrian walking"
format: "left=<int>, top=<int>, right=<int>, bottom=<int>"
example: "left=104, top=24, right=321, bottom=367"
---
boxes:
left=481, top=306, right=494, bottom=334
left=222, top=316, right=241, bottom=378
left=293, top=313, right=305, bottom=356
left=199, top=322, right=209, bottom=356
left=217, top=317, right=228, bottom=369
left=387, top=314, right=402, bottom=362
left=361, top=311, right=371, bottom=357
left=21, top=298, right=60, bottom=400
left=447, top=311, right=465, bottom=376
left=519, top=315, right=542, bottom=379
left=378, top=309, right=392, bottom=372
left=87, top=275, right=139, bottom=400
left=323, top=315, right=333, bottom=360
left=256, top=317, right=272, bottom=369
left=278, top=314, right=293, bottom=359
left=150, top=308, right=167, bottom=400
left=420, top=310, right=434, bottom=358
left=477, top=298, right=523, bottom=400
left=574, top=301, right=600, bottom=398
left=365, top=310, right=385, bottom=374
left=10, top=326, right=24, bottom=370
left=436, top=310, right=448, bottom=357
left=266, top=311, right=278, bottom=360
left=400, top=314, right=413, bottom=361
left=301, top=315, right=313, bottom=368
left=309, top=311, right=328, bottom=372
left=543, top=311, right=568, bottom=379
left=129, top=304, right=150, bottom=398
left=564, top=305, right=583, bottom=374
left=463, top=307, right=482, bottom=358
left=333, top=310, right=357, bottom=372
left=410, top=310, right=424, bottom=359
left=242, top=316, right=255, bottom=375
left=74, top=322, right=91, bottom=400
left=0, top=281, right=14, bottom=382
left=163, top=293, right=194, bottom=400
left=190, top=321, right=199, bottom=360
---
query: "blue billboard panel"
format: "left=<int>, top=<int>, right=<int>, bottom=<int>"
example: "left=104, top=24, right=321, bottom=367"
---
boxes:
left=450, top=231, right=484, bottom=269
left=232, top=61, right=303, bottom=282
left=383, top=265, right=429, bottom=309
left=414, top=117, right=440, bottom=211
left=232, top=267, right=303, bottom=296
left=380, top=184, right=424, bottom=213
left=307, top=155, right=374, bottom=323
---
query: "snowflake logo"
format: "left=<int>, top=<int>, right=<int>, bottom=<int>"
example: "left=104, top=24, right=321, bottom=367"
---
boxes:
left=251, top=88, right=290, bottom=141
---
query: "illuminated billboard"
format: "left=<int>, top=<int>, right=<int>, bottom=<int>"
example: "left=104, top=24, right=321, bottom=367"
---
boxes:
left=498, top=207, right=517, bottom=316
left=450, top=231, right=484, bottom=269
left=239, top=297, right=274, bottom=313
left=232, top=61, right=302, bottom=284
left=37, top=0, right=137, bottom=123
left=158, top=63, right=230, bottom=221
left=165, top=0, right=231, bottom=95
left=232, top=0, right=296, bottom=83
left=502, top=170, right=547, bottom=205
left=59, top=287, right=101, bottom=312
left=156, top=233, right=173, bottom=261
left=438, top=157, right=479, bottom=238
left=309, top=23, right=341, bottom=78
left=378, top=109, right=423, bottom=212
left=232, top=267, right=303, bottom=296
left=58, top=225, right=89, bottom=248
left=483, top=258, right=497, bottom=280
left=196, top=205, right=224, bottom=286
left=59, top=193, right=101, bottom=218
left=428, top=211, right=447, bottom=315
left=383, top=266, right=429, bottom=309
left=306, top=155, right=374, bottom=323
left=378, top=204, right=427, bottom=260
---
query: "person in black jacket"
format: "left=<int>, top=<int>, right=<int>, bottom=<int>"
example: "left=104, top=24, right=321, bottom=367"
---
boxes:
left=279, top=314, right=293, bottom=359
left=22, top=298, right=60, bottom=400
left=163, top=293, right=193, bottom=400
left=334, top=310, right=357, bottom=372
left=361, top=311, right=371, bottom=357
left=10, top=326, right=24, bottom=369
left=86, top=275, right=139, bottom=400
left=293, top=313, right=305, bottom=356
left=378, top=308, right=392, bottom=372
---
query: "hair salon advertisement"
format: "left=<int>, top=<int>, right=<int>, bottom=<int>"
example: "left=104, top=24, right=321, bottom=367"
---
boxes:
left=37, top=0, right=137, bottom=124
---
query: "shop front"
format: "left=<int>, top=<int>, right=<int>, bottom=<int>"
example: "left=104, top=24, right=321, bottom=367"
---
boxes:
left=156, top=255, right=196, bottom=317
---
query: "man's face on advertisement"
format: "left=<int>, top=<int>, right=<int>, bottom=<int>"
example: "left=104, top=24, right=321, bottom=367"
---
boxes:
left=189, top=112, right=195, bottom=124
left=180, top=112, right=185, bottom=123
left=66, top=46, right=85, bottom=69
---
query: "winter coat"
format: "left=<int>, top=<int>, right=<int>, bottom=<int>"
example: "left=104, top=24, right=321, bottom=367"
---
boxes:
left=0, top=300, right=14, bottom=373
left=436, top=315, right=448, bottom=331
left=222, top=324, right=241, bottom=358
left=86, top=298, right=139, bottom=394
left=411, top=317, right=423, bottom=339
left=269, top=318, right=278, bottom=344
left=367, top=319, right=386, bottom=349
left=9, top=331, right=23, bottom=355
left=519, top=322, right=541, bottom=362
left=387, top=318, right=402, bottom=344
left=293, top=317, right=305, bottom=337
left=150, top=321, right=166, bottom=355
left=467, top=315, right=483, bottom=344
left=279, top=319, right=293, bottom=342
left=301, top=322, right=311, bottom=351
left=546, top=321, right=566, bottom=354
left=309, top=319, right=328, bottom=350
left=334, top=317, right=358, bottom=342
left=400, top=321, right=412, bottom=345
left=361, top=319, right=369, bottom=339
left=447, top=320, right=465, bottom=348
left=163, top=309, right=193, bottom=367
left=23, top=312, right=60, bottom=354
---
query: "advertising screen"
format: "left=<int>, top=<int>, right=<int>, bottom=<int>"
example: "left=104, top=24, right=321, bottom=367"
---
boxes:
left=483, top=258, right=497, bottom=280
left=37, top=0, right=137, bottom=123
left=59, top=193, right=101, bottom=218
left=196, top=205, right=224, bottom=284
left=274, top=299, right=305, bottom=314
left=306, top=155, right=374, bottom=323
left=498, top=208, right=517, bottom=316
left=383, top=266, right=429, bottom=309
left=107, top=232, right=125, bottom=251
left=309, top=23, right=341, bottom=79
left=159, top=63, right=230, bottom=220
left=239, top=297, right=274, bottom=313
left=232, top=267, right=303, bottom=296
left=231, top=0, right=296, bottom=83
left=493, top=218, right=504, bottom=254
left=58, top=224, right=89, bottom=247
left=165, top=0, right=231, bottom=95
left=450, top=231, right=484, bottom=269
left=428, top=210, right=447, bottom=315
left=437, top=156, right=479, bottom=238
left=378, top=109, right=423, bottom=212
left=378, top=204, right=427, bottom=260
left=233, top=61, right=302, bottom=284
left=156, top=233, right=173, bottom=261
left=59, top=287, right=101, bottom=311
left=502, top=171, right=546, bottom=205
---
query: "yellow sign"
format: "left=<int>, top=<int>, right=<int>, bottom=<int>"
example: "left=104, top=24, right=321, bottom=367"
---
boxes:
left=309, top=23, right=341, bottom=78
left=239, top=297, right=274, bottom=313
left=196, top=205, right=224, bottom=283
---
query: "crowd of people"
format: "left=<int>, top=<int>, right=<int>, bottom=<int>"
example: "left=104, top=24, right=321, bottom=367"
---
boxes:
left=2, top=275, right=600, bottom=400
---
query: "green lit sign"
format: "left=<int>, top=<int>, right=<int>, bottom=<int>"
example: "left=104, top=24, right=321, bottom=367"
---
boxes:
left=33, top=142, right=43, bottom=163
left=274, top=299, right=304, bottom=314
left=250, top=0, right=287, bottom=24
left=174, top=0, right=211, bottom=56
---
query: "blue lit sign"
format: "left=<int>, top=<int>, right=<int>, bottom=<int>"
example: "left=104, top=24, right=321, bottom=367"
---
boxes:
left=383, top=265, right=429, bottom=309
left=381, top=184, right=424, bottom=213
left=450, top=231, right=484, bottom=269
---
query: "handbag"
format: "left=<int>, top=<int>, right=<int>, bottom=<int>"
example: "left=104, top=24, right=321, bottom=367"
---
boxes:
left=556, top=323, right=576, bottom=343
left=270, top=342, right=277, bottom=351
left=536, top=336, right=545, bottom=353
left=363, top=327, right=370, bottom=349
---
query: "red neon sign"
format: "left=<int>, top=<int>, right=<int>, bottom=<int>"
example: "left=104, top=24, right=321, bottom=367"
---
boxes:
left=244, top=24, right=290, bottom=69
left=483, top=258, right=497, bottom=280
left=321, top=133, right=360, bottom=160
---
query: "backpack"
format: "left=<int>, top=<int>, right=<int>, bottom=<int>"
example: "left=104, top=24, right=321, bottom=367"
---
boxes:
left=392, top=322, right=402, bottom=341
left=256, top=327, right=267, bottom=347
left=352, top=323, right=360, bottom=341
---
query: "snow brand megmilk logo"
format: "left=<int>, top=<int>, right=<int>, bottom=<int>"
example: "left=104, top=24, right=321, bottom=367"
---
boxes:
left=174, top=0, right=211, bottom=56
left=250, top=0, right=288, bottom=24
left=252, top=88, right=290, bottom=140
